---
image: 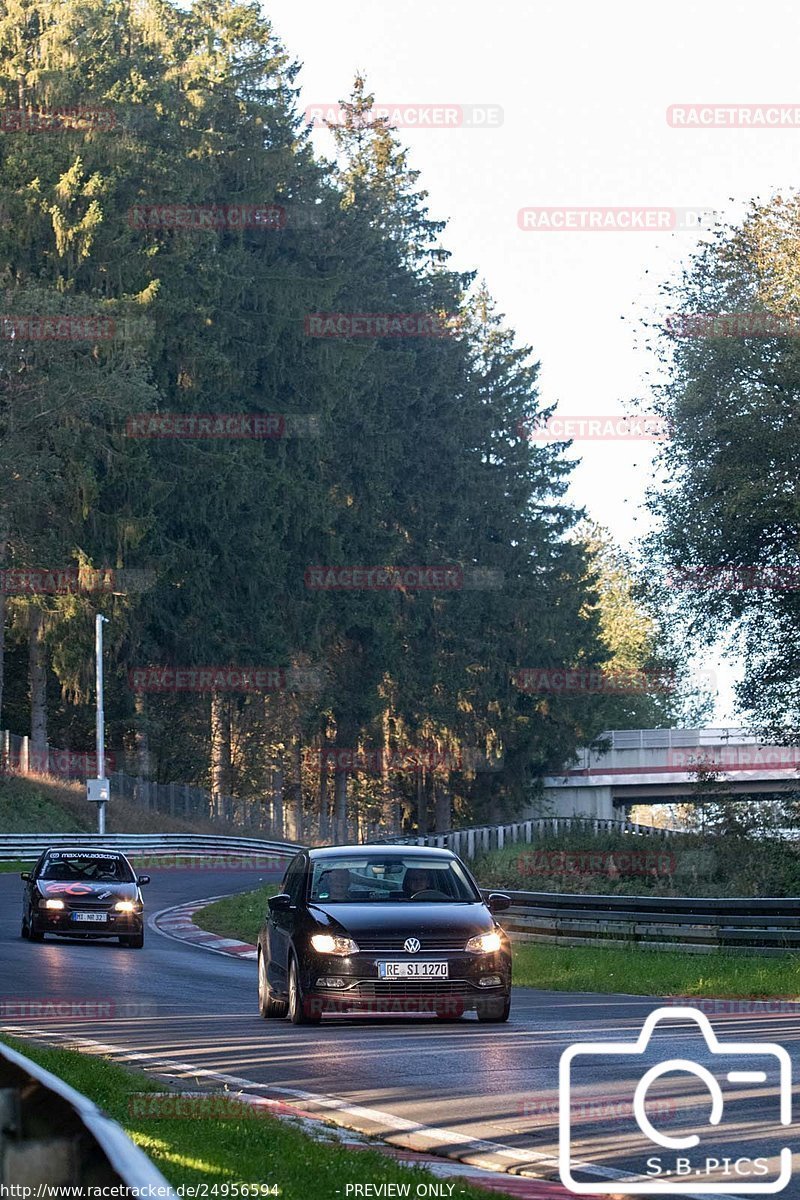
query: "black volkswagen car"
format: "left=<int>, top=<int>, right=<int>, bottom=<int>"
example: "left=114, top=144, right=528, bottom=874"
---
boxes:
left=257, top=845, right=512, bottom=1025
left=21, top=847, right=149, bottom=948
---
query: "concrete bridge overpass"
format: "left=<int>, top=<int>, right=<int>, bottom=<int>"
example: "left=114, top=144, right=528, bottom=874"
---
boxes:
left=536, top=727, right=800, bottom=819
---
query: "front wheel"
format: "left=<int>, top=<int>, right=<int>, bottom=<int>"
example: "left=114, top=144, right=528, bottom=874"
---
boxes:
left=25, top=912, right=44, bottom=942
left=259, top=949, right=288, bottom=1018
left=288, top=958, right=321, bottom=1025
left=120, top=931, right=144, bottom=949
left=476, top=993, right=511, bottom=1023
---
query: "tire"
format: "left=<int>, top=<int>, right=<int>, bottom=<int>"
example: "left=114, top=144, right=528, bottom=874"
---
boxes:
left=120, top=931, right=144, bottom=949
left=476, top=993, right=511, bottom=1023
left=258, top=948, right=288, bottom=1018
left=26, top=912, right=44, bottom=943
left=288, top=957, right=321, bottom=1026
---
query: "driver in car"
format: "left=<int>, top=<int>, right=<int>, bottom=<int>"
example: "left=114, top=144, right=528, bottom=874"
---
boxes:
left=320, top=867, right=351, bottom=901
left=402, top=867, right=433, bottom=898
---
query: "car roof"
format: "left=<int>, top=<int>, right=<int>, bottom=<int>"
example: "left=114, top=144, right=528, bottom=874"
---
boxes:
left=307, top=844, right=455, bottom=860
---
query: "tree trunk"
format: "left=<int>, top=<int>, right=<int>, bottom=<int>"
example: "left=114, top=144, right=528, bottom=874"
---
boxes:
left=0, top=527, right=6, bottom=728
left=317, top=737, right=330, bottom=843
left=210, top=692, right=231, bottom=819
left=29, top=606, right=47, bottom=764
left=333, top=766, right=348, bottom=844
left=133, top=691, right=151, bottom=778
left=272, top=766, right=284, bottom=838
left=286, top=736, right=303, bottom=841
left=434, top=772, right=452, bottom=832
left=380, top=709, right=395, bottom=835
left=416, top=767, right=427, bottom=834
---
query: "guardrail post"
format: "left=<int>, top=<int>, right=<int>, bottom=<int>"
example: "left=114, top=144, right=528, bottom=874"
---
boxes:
left=467, top=829, right=475, bottom=858
left=1, top=729, right=8, bottom=770
left=497, top=826, right=505, bottom=850
left=20, top=735, right=29, bottom=774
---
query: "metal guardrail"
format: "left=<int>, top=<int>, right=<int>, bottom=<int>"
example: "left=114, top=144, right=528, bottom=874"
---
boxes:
left=0, top=833, right=301, bottom=862
left=492, top=889, right=800, bottom=957
left=391, top=816, right=679, bottom=859
left=0, top=1038, right=174, bottom=1190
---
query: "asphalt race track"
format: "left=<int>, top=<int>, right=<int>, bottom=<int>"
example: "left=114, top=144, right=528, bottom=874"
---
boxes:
left=1, top=867, right=799, bottom=1198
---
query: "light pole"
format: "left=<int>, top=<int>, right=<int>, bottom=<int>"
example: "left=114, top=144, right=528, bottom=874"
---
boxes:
left=95, top=613, right=109, bottom=834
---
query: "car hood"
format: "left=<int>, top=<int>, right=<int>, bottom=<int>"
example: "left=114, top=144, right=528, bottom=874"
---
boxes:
left=36, top=880, right=138, bottom=901
left=308, top=901, right=495, bottom=938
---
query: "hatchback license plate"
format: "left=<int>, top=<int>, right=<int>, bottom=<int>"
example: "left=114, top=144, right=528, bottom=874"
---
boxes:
left=71, top=911, right=107, bottom=922
left=378, top=961, right=448, bottom=978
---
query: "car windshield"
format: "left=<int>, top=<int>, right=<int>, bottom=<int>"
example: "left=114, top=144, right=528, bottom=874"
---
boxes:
left=308, top=856, right=479, bottom=903
left=39, top=854, right=134, bottom=883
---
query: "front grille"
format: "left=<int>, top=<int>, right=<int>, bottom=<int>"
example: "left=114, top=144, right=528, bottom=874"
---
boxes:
left=348, top=980, right=470, bottom=997
left=356, top=936, right=466, bottom=952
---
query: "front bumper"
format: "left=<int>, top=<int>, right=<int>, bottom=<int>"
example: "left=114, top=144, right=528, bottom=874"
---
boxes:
left=300, top=949, right=511, bottom=1015
left=33, top=907, right=143, bottom=937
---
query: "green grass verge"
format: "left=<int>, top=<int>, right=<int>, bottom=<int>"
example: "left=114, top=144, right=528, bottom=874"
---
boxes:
left=0, top=859, right=35, bottom=874
left=0, top=774, right=92, bottom=834
left=195, top=886, right=800, bottom=1000
left=512, top=941, right=800, bottom=998
left=0, top=1036, right=497, bottom=1198
left=198, top=883, right=279, bottom=943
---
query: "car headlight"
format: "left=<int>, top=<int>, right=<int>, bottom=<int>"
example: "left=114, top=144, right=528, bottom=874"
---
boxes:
left=115, top=901, right=136, bottom=913
left=310, top=933, right=359, bottom=956
left=466, top=931, right=502, bottom=954
left=43, top=898, right=64, bottom=910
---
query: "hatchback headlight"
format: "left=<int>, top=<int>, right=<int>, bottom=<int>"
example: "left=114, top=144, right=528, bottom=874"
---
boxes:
left=115, top=901, right=137, bottom=913
left=42, top=898, right=64, bottom=910
left=310, top=933, right=359, bottom=956
left=465, top=931, right=502, bottom=954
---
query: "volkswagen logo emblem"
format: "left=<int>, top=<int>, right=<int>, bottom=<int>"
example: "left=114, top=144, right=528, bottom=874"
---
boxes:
left=403, top=937, right=421, bottom=954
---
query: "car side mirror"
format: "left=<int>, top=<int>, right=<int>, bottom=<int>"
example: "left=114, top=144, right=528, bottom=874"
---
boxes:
left=20, top=872, right=30, bottom=882
left=487, top=892, right=511, bottom=913
left=137, top=875, right=150, bottom=885
left=268, top=893, right=292, bottom=912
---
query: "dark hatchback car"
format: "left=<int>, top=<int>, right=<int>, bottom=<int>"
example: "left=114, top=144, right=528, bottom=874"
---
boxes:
left=257, top=845, right=512, bottom=1025
left=21, top=847, right=149, bottom=948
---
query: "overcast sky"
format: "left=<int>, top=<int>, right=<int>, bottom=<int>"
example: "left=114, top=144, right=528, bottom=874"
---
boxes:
left=264, top=0, right=800, bottom=722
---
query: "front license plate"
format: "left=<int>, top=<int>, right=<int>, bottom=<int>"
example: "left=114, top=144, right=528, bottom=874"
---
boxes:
left=71, top=911, right=108, bottom=922
left=378, top=961, right=448, bottom=978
